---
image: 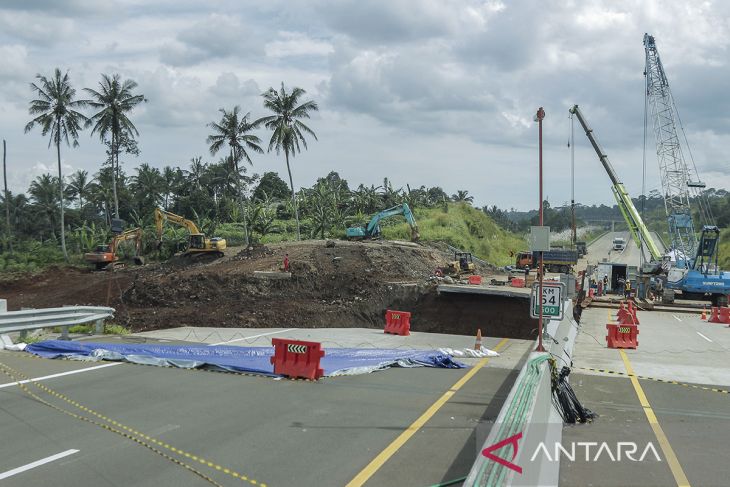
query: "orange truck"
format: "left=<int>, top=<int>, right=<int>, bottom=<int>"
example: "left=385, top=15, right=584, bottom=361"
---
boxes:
left=515, top=250, right=578, bottom=274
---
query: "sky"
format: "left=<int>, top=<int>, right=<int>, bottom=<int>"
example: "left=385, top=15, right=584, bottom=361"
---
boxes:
left=0, top=0, right=729, bottom=211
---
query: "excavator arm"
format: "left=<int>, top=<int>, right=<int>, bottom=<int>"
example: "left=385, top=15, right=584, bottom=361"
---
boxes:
left=154, top=208, right=202, bottom=242
left=364, top=203, right=420, bottom=241
left=569, top=105, right=663, bottom=262
left=109, top=228, right=143, bottom=256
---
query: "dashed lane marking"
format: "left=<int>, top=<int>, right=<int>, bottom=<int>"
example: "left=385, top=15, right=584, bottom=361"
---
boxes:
left=0, top=449, right=79, bottom=480
left=0, top=363, right=120, bottom=389
left=696, top=332, right=713, bottom=343
left=577, top=366, right=729, bottom=395
left=0, top=361, right=266, bottom=486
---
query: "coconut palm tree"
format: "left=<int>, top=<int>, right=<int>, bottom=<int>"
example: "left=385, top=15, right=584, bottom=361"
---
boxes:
left=25, top=68, right=89, bottom=261
left=260, top=83, right=319, bottom=240
left=206, top=106, right=263, bottom=245
left=29, top=174, right=61, bottom=236
left=452, top=190, right=474, bottom=204
left=67, top=169, right=93, bottom=210
left=84, top=73, right=146, bottom=219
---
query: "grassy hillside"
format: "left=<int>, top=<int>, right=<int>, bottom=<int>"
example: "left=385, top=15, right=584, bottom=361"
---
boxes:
left=382, top=203, right=526, bottom=266
left=719, top=228, right=730, bottom=270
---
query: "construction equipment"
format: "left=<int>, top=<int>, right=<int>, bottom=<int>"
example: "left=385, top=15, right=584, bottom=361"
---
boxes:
left=346, top=203, right=420, bottom=241
left=154, top=208, right=227, bottom=257
left=84, top=228, right=144, bottom=271
left=570, top=105, right=664, bottom=268
left=570, top=104, right=730, bottom=305
left=643, top=33, right=730, bottom=306
left=515, top=250, right=577, bottom=274
left=439, top=251, right=476, bottom=277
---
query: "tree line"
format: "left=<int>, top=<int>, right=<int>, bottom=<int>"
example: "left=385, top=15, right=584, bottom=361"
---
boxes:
left=3, top=67, right=320, bottom=262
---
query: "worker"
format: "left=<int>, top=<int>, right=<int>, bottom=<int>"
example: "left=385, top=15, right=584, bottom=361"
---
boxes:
left=624, top=279, right=632, bottom=298
left=524, top=265, right=530, bottom=282
left=603, top=275, right=608, bottom=294
left=283, top=253, right=290, bottom=272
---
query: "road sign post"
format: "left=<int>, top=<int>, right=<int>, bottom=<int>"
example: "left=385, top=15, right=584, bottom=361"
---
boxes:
left=530, top=282, right=565, bottom=321
left=535, top=106, right=546, bottom=352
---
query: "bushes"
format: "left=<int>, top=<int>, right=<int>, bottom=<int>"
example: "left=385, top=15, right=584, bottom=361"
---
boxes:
left=0, top=240, right=66, bottom=274
left=382, top=203, right=526, bottom=266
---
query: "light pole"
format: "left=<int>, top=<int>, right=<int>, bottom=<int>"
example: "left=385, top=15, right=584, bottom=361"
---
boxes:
left=536, top=107, right=546, bottom=353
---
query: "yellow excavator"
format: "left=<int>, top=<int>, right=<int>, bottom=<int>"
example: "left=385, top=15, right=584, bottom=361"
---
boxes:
left=154, top=208, right=227, bottom=257
left=84, top=228, right=144, bottom=271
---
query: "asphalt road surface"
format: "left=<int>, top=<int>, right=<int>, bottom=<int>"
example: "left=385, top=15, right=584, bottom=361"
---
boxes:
left=0, top=333, right=533, bottom=487
left=584, top=231, right=666, bottom=268
left=561, top=306, right=730, bottom=487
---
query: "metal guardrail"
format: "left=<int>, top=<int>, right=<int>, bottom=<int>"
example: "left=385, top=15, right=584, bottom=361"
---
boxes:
left=0, top=302, right=115, bottom=340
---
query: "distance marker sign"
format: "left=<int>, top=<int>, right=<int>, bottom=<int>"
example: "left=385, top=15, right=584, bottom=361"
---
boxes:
left=530, top=282, right=565, bottom=320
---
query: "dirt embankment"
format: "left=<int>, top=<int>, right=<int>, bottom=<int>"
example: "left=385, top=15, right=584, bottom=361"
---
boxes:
left=0, top=240, right=535, bottom=339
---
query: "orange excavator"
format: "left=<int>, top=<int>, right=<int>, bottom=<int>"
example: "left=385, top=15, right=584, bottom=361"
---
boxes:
left=84, top=228, right=144, bottom=270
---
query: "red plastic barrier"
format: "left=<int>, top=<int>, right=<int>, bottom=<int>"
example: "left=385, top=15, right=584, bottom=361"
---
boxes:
left=720, top=307, right=730, bottom=324
left=606, top=323, right=639, bottom=349
left=468, top=275, right=483, bottom=285
left=384, top=310, right=411, bottom=336
left=618, top=301, right=639, bottom=325
left=511, top=278, right=525, bottom=288
left=270, top=338, right=325, bottom=380
left=708, top=307, right=723, bottom=323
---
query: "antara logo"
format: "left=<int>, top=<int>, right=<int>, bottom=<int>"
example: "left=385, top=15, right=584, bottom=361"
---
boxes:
left=481, top=433, right=662, bottom=474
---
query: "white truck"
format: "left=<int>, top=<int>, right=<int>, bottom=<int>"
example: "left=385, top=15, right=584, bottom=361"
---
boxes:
left=612, top=237, right=626, bottom=251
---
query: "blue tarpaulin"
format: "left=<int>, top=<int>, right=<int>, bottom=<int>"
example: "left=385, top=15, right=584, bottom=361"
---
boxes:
left=25, top=340, right=466, bottom=377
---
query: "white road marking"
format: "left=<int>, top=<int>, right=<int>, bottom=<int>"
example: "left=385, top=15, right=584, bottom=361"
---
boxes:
left=696, top=332, right=713, bottom=343
left=0, top=363, right=120, bottom=390
left=0, top=449, right=79, bottom=480
left=211, top=328, right=297, bottom=346
left=672, top=315, right=682, bottom=322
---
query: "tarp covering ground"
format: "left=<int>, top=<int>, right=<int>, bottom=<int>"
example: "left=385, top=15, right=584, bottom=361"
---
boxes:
left=25, top=340, right=466, bottom=377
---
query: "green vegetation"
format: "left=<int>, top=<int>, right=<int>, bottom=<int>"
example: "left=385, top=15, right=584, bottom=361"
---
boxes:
left=383, top=203, right=526, bottom=266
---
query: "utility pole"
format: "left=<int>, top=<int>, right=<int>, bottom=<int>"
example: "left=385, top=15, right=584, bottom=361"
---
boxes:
left=3, top=139, right=11, bottom=253
left=536, top=107, right=546, bottom=353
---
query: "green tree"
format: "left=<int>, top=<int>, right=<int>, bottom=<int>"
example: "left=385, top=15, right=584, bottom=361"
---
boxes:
left=253, top=171, right=291, bottom=201
left=25, top=68, right=89, bottom=261
left=260, top=83, right=319, bottom=240
left=207, top=106, right=264, bottom=245
left=130, top=163, right=164, bottom=213
left=452, top=190, right=474, bottom=204
left=28, top=174, right=60, bottom=237
left=85, top=73, right=146, bottom=219
left=67, top=169, right=93, bottom=210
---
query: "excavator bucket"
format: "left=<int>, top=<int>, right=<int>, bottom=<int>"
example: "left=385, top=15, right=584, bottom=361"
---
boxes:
left=134, top=256, right=145, bottom=266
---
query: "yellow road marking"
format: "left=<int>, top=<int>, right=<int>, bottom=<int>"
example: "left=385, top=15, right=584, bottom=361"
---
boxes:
left=346, top=337, right=509, bottom=487
left=619, top=350, right=690, bottom=487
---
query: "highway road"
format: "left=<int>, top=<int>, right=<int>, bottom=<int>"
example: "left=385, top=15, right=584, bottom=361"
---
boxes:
left=0, top=330, right=533, bottom=487
left=562, top=306, right=730, bottom=487
left=582, top=231, right=666, bottom=269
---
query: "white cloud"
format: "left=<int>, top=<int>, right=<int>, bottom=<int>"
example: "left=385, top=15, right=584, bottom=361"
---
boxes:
left=265, top=32, right=334, bottom=58
left=1, top=0, right=730, bottom=211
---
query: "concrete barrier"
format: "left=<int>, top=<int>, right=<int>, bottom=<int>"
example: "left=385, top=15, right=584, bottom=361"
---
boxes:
left=465, top=300, right=577, bottom=486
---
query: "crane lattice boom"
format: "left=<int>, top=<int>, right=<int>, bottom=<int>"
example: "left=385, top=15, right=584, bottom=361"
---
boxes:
left=643, top=33, right=697, bottom=265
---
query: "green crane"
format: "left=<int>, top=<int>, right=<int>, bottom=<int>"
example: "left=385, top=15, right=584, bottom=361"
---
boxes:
left=569, top=105, right=663, bottom=264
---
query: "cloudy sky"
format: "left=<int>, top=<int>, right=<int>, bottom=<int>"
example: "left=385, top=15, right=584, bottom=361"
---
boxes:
left=1, top=0, right=729, bottom=210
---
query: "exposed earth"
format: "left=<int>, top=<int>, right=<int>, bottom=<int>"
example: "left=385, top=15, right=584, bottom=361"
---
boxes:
left=0, top=240, right=535, bottom=339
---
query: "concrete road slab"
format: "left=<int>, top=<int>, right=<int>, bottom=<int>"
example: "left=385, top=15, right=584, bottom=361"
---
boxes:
left=0, top=335, right=529, bottom=487
left=560, top=373, right=676, bottom=487
left=573, top=307, right=730, bottom=386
